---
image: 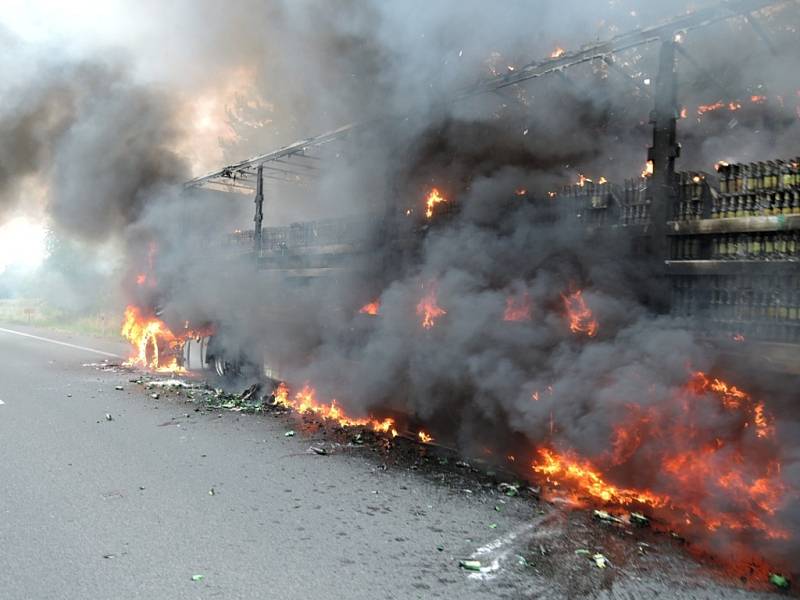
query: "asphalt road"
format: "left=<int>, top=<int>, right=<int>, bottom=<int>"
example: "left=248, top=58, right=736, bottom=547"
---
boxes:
left=0, top=324, right=783, bottom=599
left=0, top=324, right=541, bottom=600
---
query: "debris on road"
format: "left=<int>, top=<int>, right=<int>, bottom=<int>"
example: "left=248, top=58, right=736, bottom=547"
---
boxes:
left=629, top=512, right=650, bottom=527
left=145, top=379, right=194, bottom=388
left=239, top=383, right=261, bottom=405
left=497, top=482, right=519, bottom=497
left=459, top=560, right=482, bottom=572
left=285, top=430, right=296, bottom=437
left=769, top=573, right=790, bottom=590
left=592, top=553, right=610, bottom=569
left=310, top=446, right=328, bottom=456
left=575, top=549, right=610, bottom=569
left=593, top=509, right=624, bottom=526
left=191, top=574, right=204, bottom=582
left=105, top=413, right=113, bottom=421
left=150, top=393, right=159, bottom=400
left=114, top=386, right=123, bottom=391
left=208, top=487, right=216, bottom=496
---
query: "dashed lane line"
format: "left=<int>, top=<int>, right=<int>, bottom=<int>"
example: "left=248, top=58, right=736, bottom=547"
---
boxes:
left=0, top=327, right=122, bottom=359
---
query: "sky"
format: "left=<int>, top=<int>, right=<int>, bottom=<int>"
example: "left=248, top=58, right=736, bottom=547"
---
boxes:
left=0, top=1, right=239, bottom=273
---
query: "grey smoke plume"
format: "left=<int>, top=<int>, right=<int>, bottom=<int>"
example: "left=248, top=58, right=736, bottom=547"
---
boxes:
left=151, top=0, right=800, bottom=564
left=2, top=0, right=799, bottom=564
left=0, top=44, right=187, bottom=236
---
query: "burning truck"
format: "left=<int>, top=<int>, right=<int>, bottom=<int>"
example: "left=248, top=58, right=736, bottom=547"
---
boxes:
left=118, top=0, right=800, bottom=571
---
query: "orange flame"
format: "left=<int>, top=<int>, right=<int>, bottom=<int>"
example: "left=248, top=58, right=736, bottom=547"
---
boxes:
left=359, top=300, right=380, bottom=316
left=533, top=448, right=669, bottom=506
left=562, top=290, right=598, bottom=337
left=425, top=188, right=447, bottom=219
left=417, top=285, right=446, bottom=329
left=698, top=100, right=725, bottom=115
left=550, top=47, right=566, bottom=59
left=120, top=305, right=212, bottom=373
left=503, top=293, right=532, bottom=322
left=641, top=160, right=654, bottom=178
left=273, top=383, right=397, bottom=437
left=689, top=371, right=774, bottom=439
left=532, top=373, right=788, bottom=540
left=418, top=430, right=434, bottom=443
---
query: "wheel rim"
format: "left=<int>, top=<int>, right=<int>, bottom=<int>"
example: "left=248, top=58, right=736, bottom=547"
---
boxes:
left=214, top=356, right=226, bottom=377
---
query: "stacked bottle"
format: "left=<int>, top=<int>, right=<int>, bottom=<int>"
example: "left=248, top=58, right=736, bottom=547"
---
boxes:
left=706, top=274, right=800, bottom=343
left=671, top=235, right=703, bottom=259
left=562, top=181, right=615, bottom=226
left=713, top=158, right=800, bottom=218
left=621, top=178, right=650, bottom=225
left=674, top=171, right=709, bottom=221
left=710, top=231, right=800, bottom=260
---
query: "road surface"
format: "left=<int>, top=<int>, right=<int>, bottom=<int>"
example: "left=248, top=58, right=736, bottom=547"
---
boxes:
left=0, top=324, right=781, bottom=599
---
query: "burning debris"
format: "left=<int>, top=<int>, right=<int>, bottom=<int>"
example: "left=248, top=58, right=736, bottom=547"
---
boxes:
left=531, top=370, right=787, bottom=544
left=273, top=383, right=398, bottom=436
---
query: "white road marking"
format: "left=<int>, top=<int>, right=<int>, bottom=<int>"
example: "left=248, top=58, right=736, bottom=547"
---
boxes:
left=0, top=327, right=122, bottom=358
left=466, top=522, right=537, bottom=581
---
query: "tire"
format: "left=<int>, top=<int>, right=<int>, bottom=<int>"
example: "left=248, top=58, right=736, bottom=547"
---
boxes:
left=214, top=355, right=242, bottom=378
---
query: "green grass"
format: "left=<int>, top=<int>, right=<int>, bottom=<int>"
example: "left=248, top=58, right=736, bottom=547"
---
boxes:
left=0, top=299, right=120, bottom=339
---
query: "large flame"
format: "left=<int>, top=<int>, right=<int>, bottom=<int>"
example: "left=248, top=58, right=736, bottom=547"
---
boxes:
left=425, top=188, right=447, bottom=219
left=563, top=290, right=598, bottom=337
left=120, top=305, right=211, bottom=372
left=273, top=383, right=398, bottom=436
left=533, top=448, right=669, bottom=506
left=531, top=371, right=788, bottom=540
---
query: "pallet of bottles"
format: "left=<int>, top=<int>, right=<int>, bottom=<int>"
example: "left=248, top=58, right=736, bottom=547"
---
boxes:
left=673, top=171, right=711, bottom=222
left=620, top=178, right=650, bottom=225
left=710, top=231, right=800, bottom=260
left=713, top=158, right=800, bottom=218
left=670, top=231, right=800, bottom=261
left=561, top=181, right=618, bottom=226
left=670, top=274, right=800, bottom=344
